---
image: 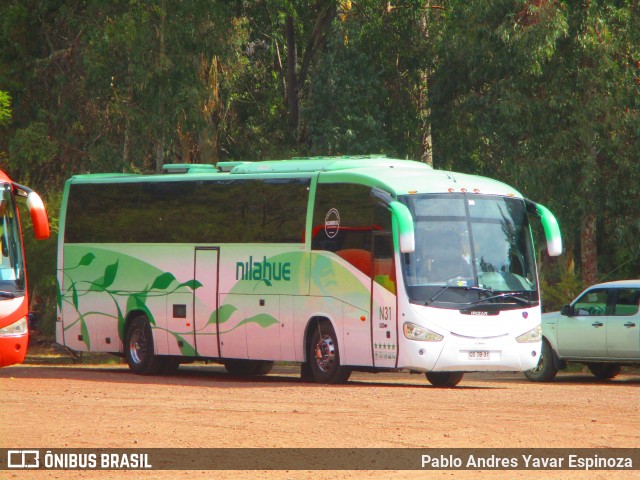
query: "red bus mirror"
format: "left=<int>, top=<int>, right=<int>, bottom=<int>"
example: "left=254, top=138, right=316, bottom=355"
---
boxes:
left=26, top=192, right=50, bottom=240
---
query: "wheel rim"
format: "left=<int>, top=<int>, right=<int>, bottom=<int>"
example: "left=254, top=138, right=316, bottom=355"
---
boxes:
left=129, top=327, right=147, bottom=365
left=314, top=334, right=336, bottom=373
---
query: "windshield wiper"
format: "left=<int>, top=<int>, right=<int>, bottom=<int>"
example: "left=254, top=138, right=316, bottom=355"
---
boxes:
left=425, top=285, right=493, bottom=306
left=0, top=291, right=17, bottom=299
left=467, top=292, right=534, bottom=307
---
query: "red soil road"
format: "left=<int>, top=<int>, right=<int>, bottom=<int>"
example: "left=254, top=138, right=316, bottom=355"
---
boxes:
left=0, top=362, right=638, bottom=480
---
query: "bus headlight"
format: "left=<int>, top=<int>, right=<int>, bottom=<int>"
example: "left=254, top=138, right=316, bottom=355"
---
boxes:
left=516, top=324, right=541, bottom=343
left=403, top=322, right=443, bottom=342
left=0, top=317, right=28, bottom=336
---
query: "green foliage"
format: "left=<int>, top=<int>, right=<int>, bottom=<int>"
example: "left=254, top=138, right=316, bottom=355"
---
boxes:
left=19, top=191, right=60, bottom=336
left=304, top=0, right=438, bottom=159
left=430, top=0, right=640, bottom=281
left=0, top=91, right=10, bottom=127
left=8, top=122, right=58, bottom=173
left=540, top=264, right=583, bottom=312
left=1, top=0, right=639, bottom=314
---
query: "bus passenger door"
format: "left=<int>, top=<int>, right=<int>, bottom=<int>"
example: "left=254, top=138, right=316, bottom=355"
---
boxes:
left=371, top=232, right=398, bottom=368
left=193, top=247, right=220, bottom=358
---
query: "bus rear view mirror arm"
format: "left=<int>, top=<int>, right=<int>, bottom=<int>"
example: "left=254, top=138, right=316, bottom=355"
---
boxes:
left=370, top=188, right=415, bottom=253
left=13, top=183, right=50, bottom=240
left=526, top=200, right=562, bottom=257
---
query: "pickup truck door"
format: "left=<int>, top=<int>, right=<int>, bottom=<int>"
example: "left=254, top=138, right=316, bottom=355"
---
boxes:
left=556, top=288, right=608, bottom=358
left=606, top=288, right=640, bottom=359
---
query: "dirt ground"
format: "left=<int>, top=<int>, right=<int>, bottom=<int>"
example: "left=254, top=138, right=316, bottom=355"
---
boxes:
left=0, top=349, right=638, bottom=480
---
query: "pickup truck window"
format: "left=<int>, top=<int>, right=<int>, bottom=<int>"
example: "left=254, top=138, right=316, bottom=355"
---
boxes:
left=613, top=288, right=640, bottom=316
left=574, top=289, right=608, bottom=316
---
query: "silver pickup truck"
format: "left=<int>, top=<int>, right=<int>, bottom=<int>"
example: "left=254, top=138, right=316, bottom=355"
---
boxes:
left=525, top=279, right=640, bottom=381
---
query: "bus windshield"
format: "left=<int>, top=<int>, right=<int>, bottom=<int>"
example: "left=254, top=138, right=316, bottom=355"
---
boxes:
left=0, top=184, right=25, bottom=296
left=401, top=193, right=538, bottom=309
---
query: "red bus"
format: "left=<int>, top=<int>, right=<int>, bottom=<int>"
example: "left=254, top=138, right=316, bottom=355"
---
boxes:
left=0, top=170, right=49, bottom=367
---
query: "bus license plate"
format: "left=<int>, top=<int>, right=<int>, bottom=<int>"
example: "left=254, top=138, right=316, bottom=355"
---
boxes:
left=468, top=351, right=490, bottom=360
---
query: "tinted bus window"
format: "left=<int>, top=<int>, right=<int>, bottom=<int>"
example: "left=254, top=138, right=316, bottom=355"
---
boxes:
left=312, top=183, right=374, bottom=252
left=65, top=178, right=309, bottom=244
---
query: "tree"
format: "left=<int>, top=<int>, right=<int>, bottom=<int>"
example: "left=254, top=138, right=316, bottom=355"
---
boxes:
left=429, top=0, right=640, bottom=283
left=303, top=0, right=443, bottom=158
left=0, top=91, right=10, bottom=127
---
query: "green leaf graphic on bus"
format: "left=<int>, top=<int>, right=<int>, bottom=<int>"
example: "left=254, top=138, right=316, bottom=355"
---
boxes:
left=178, top=279, right=203, bottom=290
left=78, top=252, right=96, bottom=267
left=59, top=247, right=204, bottom=350
left=236, top=313, right=279, bottom=329
left=72, top=283, right=79, bottom=310
left=126, top=292, right=156, bottom=326
left=170, top=333, right=196, bottom=356
left=216, top=313, right=280, bottom=335
left=210, top=304, right=237, bottom=326
left=88, top=260, right=119, bottom=291
left=151, top=272, right=176, bottom=291
left=80, top=316, right=90, bottom=350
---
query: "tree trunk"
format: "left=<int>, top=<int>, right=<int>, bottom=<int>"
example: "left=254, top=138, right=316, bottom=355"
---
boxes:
left=155, top=135, right=164, bottom=174
left=285, top=15, right=299, bottom=135
left=155, top=0, right=167, bottom=174
left=419, top=4, right=433, bottom=166
left=580, top=211, right=597, bottom=286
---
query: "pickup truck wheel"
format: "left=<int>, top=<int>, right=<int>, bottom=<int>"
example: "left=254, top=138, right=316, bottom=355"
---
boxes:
left=587, top=363, right=622, bottom=380
left=524, top=339, right=558, bottom=382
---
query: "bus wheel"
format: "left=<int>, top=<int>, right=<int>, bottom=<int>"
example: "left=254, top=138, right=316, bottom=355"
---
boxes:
left=425, top=371, right=464, bottom=387
left=124, top=316, right=164, bottom=375
left=224, top=359, right=274, bottom=377
left=587, top=363, right=622, bottom=380
left=300, top=362, right=314, bottom=382
left=161, top=357, right=181, bottom=375
left=308, top=322, right=351, bottom=384
left=523, top=339, right=558, bottom=382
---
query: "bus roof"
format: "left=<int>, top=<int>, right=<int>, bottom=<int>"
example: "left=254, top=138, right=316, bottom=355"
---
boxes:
left=67, top=156, right=524, bottom=198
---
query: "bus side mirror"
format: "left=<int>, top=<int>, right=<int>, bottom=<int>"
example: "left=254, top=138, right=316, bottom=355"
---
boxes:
left=526, top=201, right=562, bottom=257
left=26, top=192, right=50, bottom=240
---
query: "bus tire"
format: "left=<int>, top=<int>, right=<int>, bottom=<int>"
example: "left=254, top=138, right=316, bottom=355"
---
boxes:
left=124, top=316, right=164, bottom=375
left=224, top=359, right=274, bottom=377
left=587, top=363, right=622, bottom=380
left=161, top=356, right=181, bottom=375
left=523, top=339, right=558, bottom=382
left=308, top=321, right=351, bottom=384
left=300, top=362, right=314, bottom=382
left=425, top=371, right=464, bottom=387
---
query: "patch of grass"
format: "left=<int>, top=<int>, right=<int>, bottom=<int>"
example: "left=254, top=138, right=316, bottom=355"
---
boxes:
left=25, top=338, right=123, bottom=366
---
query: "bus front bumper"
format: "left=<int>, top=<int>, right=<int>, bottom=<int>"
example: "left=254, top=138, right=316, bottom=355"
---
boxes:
left=0, top=334, right=28, bottom=367
left=401, top=337, right=541, bottom=372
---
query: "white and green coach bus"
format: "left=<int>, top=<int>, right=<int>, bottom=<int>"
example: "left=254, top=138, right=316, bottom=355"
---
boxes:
left=55, top=156, right=562, bottom=386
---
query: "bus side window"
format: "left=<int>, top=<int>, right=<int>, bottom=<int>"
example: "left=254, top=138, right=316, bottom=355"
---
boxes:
left=312, top=184, right=373, bottom=275
left=372, top=207, right=395, bottom=294
left=336, top=249, right=371, bottom=277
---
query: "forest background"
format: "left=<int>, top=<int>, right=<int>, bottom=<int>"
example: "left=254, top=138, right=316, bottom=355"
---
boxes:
left=0, top=0, right=639, bottom=336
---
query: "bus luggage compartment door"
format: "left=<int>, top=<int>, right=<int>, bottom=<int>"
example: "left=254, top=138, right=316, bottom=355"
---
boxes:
left=193, top=247, right=220, bottom=358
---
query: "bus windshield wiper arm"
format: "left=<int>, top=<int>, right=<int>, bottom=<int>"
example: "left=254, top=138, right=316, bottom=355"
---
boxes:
left=467, top=292, right=533, bottom=306
left=425, top=285, right=493, bottom=306
left=0, top=290, right=17, bottom=299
